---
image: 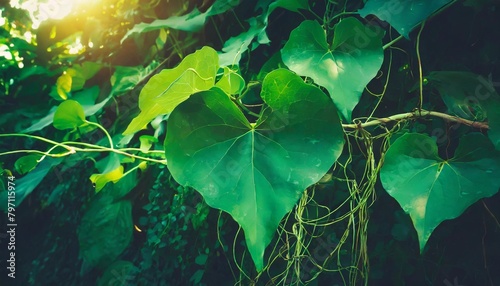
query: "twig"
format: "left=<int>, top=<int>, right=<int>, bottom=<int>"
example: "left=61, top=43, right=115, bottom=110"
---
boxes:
left=342, top=110, right=489, bottom=130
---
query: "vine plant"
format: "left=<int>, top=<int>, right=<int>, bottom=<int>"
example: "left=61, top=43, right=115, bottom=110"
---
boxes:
left=1, top=0, right=500, bottom=285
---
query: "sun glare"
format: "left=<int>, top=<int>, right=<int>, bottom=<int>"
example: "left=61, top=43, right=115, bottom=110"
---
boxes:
left=9, top=0, right=99, bottom=29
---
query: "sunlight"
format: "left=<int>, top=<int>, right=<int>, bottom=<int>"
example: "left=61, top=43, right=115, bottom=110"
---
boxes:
left=10, top=0, right=101, bottom=29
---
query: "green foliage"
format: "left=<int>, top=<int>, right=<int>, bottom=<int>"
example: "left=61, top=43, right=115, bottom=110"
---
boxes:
left=165, top=69, right=344, bottom=269
left=2, top=0, right=500, bottom=285
left=380, top=133, right=500, bottom=251
left=281, top=18, right=384, bottom=120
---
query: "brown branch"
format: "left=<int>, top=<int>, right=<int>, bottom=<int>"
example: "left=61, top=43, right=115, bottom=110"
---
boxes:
left=342, top=110, right=489, bottom=130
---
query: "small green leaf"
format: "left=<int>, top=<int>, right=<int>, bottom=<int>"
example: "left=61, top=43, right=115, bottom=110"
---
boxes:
left=281, top=19, right=384, bottom=121
left=380, top=133, right=500, bottom=252
left=90, top=165, right=125, bottom=193
left=14, top=154, right=42, bottom=175
left=53, top=100, right=87, bottom=130
left=56, top=72, right=72, bottom=100
left=215, top=66, right=245, bottom=95
left=165, top=69, right=345, bottom=270
left=123, top=46, right=219, bottom=135
left=358, top=0, right=452, bottom=38
left=195, top=254, right=208, bottom=265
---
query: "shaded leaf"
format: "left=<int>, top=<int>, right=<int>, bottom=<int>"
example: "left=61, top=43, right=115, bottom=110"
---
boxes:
left=380, top=133, right=500, bottom=251
left=165, top=69, right=344, bottom=270
left=78, top=196, right=133, bottom=270
left=123, top=46, right=218, bottom=135
left=281, top=19, right=384, bottom=121
left=218, top=0, right=306, bottom=66
left=14, top=154, right=42, bottom=175
left=121, top=0, right=239, bottom=43
left=426, top=71, right=488, bottom=120
left=426, top=71, right=500, bottom=149
left=358, top=0, right=452, bottom=38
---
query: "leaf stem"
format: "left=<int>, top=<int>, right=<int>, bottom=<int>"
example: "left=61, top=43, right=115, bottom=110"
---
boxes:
left=343, top=110, right=489, bottom=130
left=383, top=35, right=404, bottom=50
left=416, top=21, right=426, bottom=111
left=85, top=120, right=114, bottom=149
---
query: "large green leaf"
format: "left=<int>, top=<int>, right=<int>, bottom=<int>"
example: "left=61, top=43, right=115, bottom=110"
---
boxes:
left=281, top=19, right=384, bottom=121
left=78, top=195, right=133, bottom=270
left=165, top=69, right=344, bottom=270
left=380, top=133, right=500, bottom=252
left=358, top=0, right=452, bottom=38
left=123, top=46, right=219, bottom=135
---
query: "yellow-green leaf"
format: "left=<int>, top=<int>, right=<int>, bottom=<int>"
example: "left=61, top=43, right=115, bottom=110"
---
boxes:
left=123, top=46, right=219, bottom=135
left=90, top=165, right=124, bottom=193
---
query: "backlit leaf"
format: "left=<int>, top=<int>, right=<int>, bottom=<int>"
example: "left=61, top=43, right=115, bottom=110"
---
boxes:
left=281, top=19, right=384, bottom=121
left=165, top=69, right=344, bottom=270
left=90, top=165, right=125, bottom=193
left=53, top=100, right=87, bottom=130
left=123, top=46, right=218, bottom=135
left=380, top=133, right=500, bottom=252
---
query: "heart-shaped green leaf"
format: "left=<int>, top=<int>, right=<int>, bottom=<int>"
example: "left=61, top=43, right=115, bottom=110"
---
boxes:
left=215, top=66, right=245, bottom=95
left=165, top=69, right=345, bottom=270
left=123, top=46, right=219, bottom=135
left=281, top=19, right=384, bottom=121
left=358, top=0, right=452, bottom=38
left=53, top=100, right=87, bottom=130
left=380, top=133, right=500, bottom=252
